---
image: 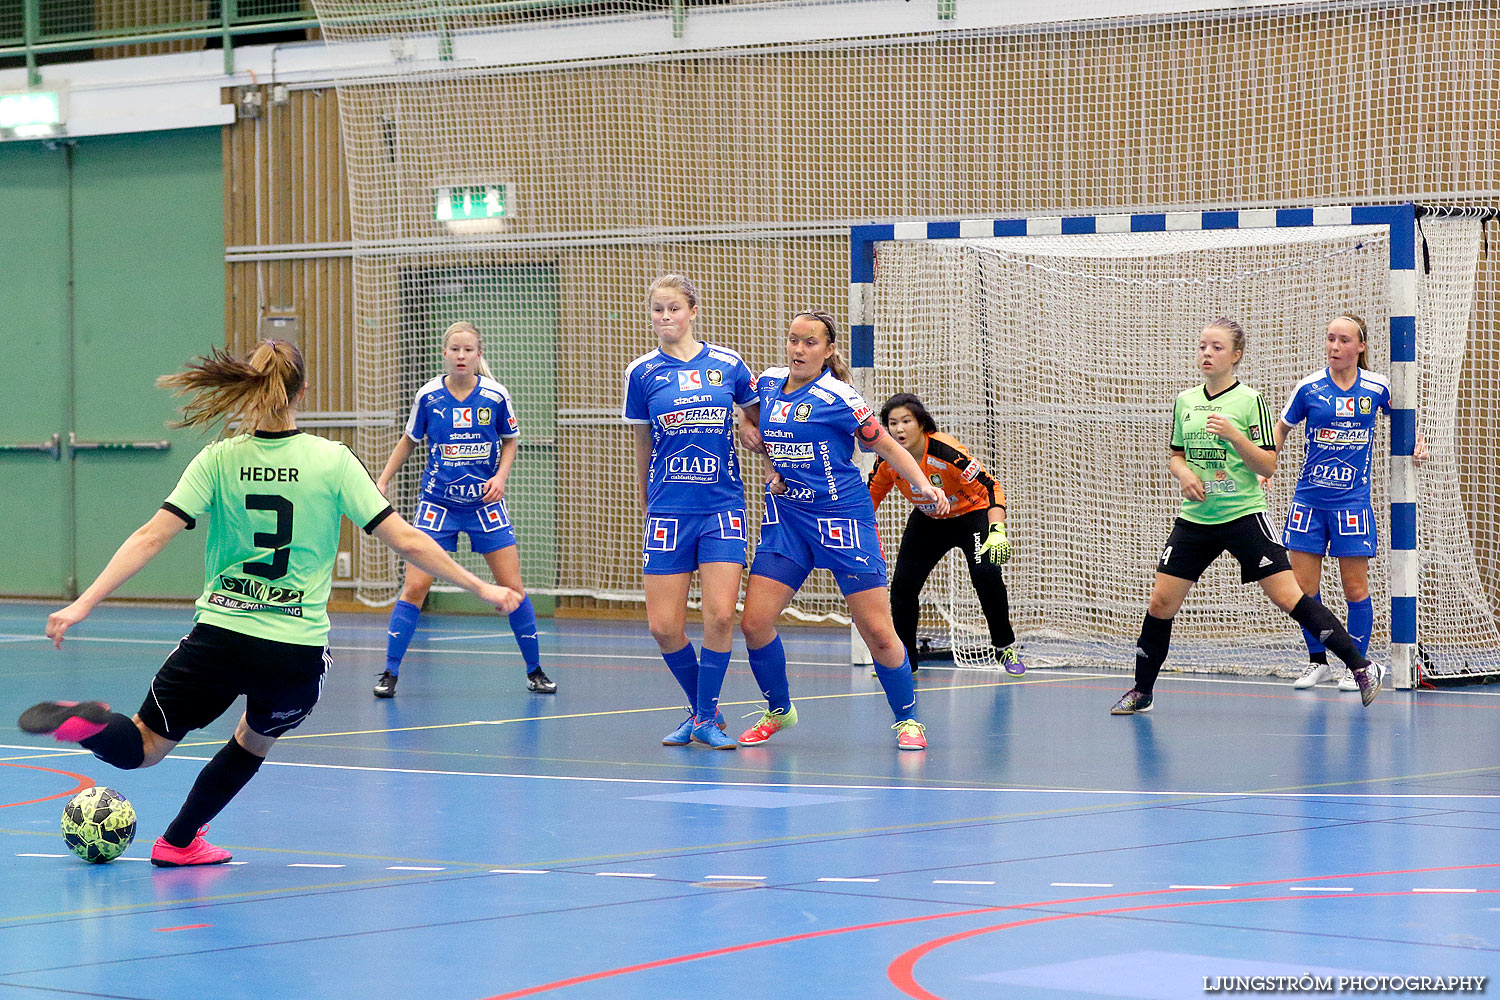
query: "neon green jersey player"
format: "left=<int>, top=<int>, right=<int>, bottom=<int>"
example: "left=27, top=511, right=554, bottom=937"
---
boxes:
left=1169, top=378, right=1276, bottom=525
left=1108, top=319, right=1381, bottom=717
left=20, top=340, right=522, bottom=867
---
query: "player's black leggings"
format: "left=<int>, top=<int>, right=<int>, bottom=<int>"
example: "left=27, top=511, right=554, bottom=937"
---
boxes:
left=889, top=507, right=1015, bottom=663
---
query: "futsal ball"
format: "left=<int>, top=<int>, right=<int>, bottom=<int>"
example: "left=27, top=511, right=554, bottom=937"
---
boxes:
left=60, top=786, right=137, bottom=864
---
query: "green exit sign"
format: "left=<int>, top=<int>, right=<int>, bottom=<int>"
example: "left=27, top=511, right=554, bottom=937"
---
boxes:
left=0, top=90, right=63, bottom=138
left=435, top=184, right=510, bottom=222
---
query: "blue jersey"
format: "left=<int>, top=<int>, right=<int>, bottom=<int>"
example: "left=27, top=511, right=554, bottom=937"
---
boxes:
left=622, top=342, right=759, bottom=515
left=756, top=367, right=876, bottom=516
left=1280, top=367, right=1392, bottom=508
left=404, top=374, right=520, bottom=508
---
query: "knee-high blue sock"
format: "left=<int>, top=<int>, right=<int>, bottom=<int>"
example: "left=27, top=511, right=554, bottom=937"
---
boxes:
left=662, top=643, right=699, bottom=706
left=873, top=654, right=918, bottom=723
left=746, top=635, right=791, bottom=714
left=507, top=597, right=541, bottom=671
left=385, top=599, right=421, bottom=675
left=1346, top=596, right=1374, bottom=657
left=696, top=647, right=731, bottom=722
left=1300, top=591, right=1327, bottom=660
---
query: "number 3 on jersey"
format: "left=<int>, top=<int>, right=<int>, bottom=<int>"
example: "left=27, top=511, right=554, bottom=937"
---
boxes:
left=244, top=494, right=294, bottom=580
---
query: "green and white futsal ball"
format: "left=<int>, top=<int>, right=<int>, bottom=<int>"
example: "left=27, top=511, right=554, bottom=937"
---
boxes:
left=61, top=786, right=137, bottom=863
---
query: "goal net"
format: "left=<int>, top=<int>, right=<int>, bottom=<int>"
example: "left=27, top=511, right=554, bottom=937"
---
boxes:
left=856, top=213, right=1495, bottom=683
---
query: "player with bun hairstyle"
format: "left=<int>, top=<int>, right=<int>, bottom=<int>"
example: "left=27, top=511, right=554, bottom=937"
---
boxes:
left=1274, top=313, right=1426, bottom=690
left=870, top=392, right=1024, bottom=674
left=739, top=311, right=948, bottom=751
left=623, top=274, right=763, bottom=749
left=373, top=320, right=554, bottom=698
left=20, top=340, right=521, bottom=866
left=1110, top=319, right=1382, bottom=716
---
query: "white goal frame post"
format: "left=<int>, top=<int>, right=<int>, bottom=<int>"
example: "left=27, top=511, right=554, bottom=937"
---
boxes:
left=848, top=203, right=1424, bottom=687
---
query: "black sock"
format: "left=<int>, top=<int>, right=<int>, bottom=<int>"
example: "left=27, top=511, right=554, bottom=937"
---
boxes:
left=1289, top=596, right=1370, bottom=671
left=162, top=739, right=264, bottom=848
left=79, top=713, right=146, bottom=770
left=1308, top=651, right=1328, bottom=665
left=1133, top=613, right=1174, bottom=695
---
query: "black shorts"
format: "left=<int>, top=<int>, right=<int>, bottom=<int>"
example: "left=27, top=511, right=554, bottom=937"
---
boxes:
left=138, top=623, right=329, bottom=743
left=1157, top=512, right=1292, bottom=585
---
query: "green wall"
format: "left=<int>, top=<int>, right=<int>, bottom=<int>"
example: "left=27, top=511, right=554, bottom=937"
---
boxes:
left=0, top=128, right=223, bottom=599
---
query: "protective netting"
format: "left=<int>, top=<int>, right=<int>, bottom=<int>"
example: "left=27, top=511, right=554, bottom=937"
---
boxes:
left=863, top=219, right=1492, bottom=678
left=298, top=0, right=1500, bottom=675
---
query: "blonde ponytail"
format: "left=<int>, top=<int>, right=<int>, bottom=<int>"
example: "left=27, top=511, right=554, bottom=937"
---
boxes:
left=156, top=339, right=305, bottom=436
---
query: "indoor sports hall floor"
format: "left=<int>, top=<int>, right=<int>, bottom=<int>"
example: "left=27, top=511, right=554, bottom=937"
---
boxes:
left=2, top=601, right=1497, bottom=999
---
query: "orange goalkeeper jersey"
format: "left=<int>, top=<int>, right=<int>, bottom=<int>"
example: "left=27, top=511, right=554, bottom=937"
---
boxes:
left=868, top=432, right=1006, bottom=519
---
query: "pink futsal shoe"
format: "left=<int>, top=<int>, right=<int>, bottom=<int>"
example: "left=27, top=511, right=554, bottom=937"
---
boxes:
left=150, top=826, right=232, bottom=867
left=893, top=719, right=927, bottom=751
left=18, top=701, right=112, bottom=742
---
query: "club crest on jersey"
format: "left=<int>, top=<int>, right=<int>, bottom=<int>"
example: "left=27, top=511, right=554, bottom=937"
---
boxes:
left=706, top=369, right=723, bottom=386
left=1359, top=397, right=1373, bottom=414
left=453, top=407, right=474, bottom=428
left=929, top=474, right=943, bottom=487
left=793, top=402, right=813, bottom=422
left=478, top=407, right=492, bottom=425
left=677, top=370, right=703, bottom=391
left=769, top=401, right=793, bottom=423
left=1336, top=397, right=1355, bottom=417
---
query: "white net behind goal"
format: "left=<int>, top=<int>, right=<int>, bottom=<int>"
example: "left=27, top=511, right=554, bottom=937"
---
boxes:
left=863, top=219, right=1490, bottom=677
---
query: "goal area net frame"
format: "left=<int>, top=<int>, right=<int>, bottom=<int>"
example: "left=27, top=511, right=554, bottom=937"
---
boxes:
left=847, top=203, right=1475, bottom=692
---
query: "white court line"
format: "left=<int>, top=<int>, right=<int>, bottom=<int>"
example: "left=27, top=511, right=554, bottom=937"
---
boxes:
left=166, top=756, right=1500, bottom=800
left=1290, top=886, right=1353, bottom=892
left=818, top=877, right=878, bottom=883
left=936, top=879, right=995, bottom=885
left=595, top=872, right=656, bottom=878
left=387, top=866, right=445, bottom=872
left=16, top=853, right=68, bottom=858
left=428, top=631, right=549, bottom=643
left=1413, top=887, right=1477, bottom=893
left=1052, top=882, right=1113, bottom=888
left=490, top=869, right=550, bottom=874
left=1170, top=884, right=1232, bottom=890
left=288, top=863, right=346, bottom=869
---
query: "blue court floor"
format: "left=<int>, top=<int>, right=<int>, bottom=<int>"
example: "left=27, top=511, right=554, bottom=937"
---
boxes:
left=2, top=601, right=1497, bottom=999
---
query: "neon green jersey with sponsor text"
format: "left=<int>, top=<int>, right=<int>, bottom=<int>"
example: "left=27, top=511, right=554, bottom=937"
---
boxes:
left=1169, top=381, right=1276, bottom=525
left=163, top=430, right=393, bottom=645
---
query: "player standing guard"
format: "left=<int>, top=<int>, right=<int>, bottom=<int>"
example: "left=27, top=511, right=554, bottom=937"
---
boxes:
left=1110, top=319, right=1381, bottom=716
left=373, top=321, right=554, bottom=698
left=1275, top=313, right=1424, bottom=690
left=624, top=274, right=762, bottom=749
left=19, top=340, right=521, bottom=865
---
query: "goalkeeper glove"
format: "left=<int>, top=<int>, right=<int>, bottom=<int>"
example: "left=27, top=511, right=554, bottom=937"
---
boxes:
left=979, top=522, right=1011, bottom=566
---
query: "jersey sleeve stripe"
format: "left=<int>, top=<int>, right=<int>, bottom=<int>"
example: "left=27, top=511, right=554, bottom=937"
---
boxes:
left=160, top=501, right=196, bottom=529
left=363, top=506, right=396, bottom=534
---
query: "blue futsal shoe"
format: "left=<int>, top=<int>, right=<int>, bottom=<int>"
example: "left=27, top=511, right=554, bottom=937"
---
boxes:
left=662, top=713, right=697, bottom=746
left=691, top=718, right=737, bottom=750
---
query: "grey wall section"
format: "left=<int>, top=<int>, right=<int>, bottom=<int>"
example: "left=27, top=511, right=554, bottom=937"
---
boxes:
left=0, top=128, right=223, bottom=599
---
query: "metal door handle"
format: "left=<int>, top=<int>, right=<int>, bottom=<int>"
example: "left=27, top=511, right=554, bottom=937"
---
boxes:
left=68, top=432, right=170, bottom=453
left=0, top=433, right=61, bottom=459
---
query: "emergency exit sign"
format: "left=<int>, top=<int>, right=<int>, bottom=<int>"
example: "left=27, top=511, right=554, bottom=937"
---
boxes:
left=435, top=184, right=510, bottom=222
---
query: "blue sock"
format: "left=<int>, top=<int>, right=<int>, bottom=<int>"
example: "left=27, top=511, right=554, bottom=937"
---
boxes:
left=385, top=599, right=421, bottom=675
left=873, top=654, right=918, bottom=723
left=696, top=647, right=731, bottom=723
left=1300, top=591, right=1327, bottom=660
left=746, top=636, right=791, bottom=714
left=507, top=597, right=542, bottom=671
left=662, top=644, right=698, bottom=707
left=1347, top=596, right=1373, bottom=657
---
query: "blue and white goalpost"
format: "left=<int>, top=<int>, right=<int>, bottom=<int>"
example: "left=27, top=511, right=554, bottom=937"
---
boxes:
left=847, top=204, right=1492, bottom=689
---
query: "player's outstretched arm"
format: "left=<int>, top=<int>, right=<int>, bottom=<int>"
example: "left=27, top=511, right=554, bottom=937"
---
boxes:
left=48, top=508, right=187, bottom=648
left=864, top=419, right=949, bottom=516
left=373, top=515, right=521, bottom=613
left=375, top=435, right=418, bottom=497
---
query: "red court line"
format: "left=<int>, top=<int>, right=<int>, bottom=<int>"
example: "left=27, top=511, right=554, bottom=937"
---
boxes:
left=478, top=862, right=1500, bottom=1000
left=0, top=762, right=94, bottom=809
left=154, top=924, right=212, bottom=932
